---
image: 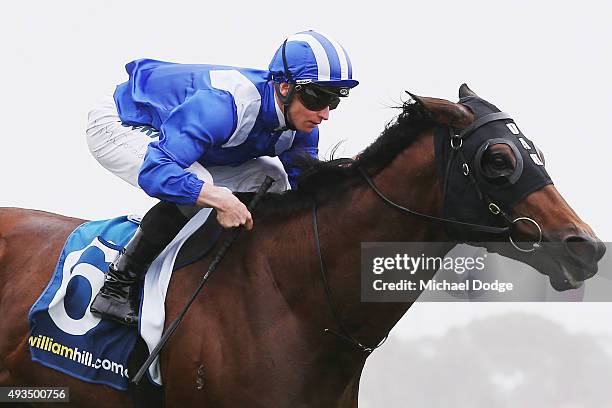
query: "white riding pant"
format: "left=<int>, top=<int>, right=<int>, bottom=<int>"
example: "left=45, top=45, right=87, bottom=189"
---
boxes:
left=85, top=97, right=291, bottom=200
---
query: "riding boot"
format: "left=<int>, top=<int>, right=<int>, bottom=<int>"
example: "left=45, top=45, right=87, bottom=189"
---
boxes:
left=90, top=228, right=165, bottom=326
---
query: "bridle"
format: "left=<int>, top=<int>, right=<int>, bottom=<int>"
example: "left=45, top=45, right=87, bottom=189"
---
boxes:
left=312, top=111, right=544, bottom=354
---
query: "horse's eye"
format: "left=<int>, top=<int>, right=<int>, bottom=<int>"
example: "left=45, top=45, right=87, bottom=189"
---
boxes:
left=481, top=145, right=516, bottom=181
left=490, top=154, right=509, bottom=170
left=483, top=151, right=512, bottom=170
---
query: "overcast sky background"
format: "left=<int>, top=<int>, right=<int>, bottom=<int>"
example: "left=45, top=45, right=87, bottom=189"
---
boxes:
left=1, top=1, right=611, bottom=405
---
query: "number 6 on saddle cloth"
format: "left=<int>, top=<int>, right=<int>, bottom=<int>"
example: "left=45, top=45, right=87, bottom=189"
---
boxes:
left=28, top=177, right=274, bottom=390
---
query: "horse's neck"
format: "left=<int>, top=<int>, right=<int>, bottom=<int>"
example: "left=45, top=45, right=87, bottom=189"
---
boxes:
left=200, top=130, right=454, bottom=405
left=313, top=130, right=453, bottom=346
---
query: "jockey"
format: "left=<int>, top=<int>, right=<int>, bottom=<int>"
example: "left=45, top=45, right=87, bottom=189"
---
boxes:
left=86, top=30, right=359, bottom=326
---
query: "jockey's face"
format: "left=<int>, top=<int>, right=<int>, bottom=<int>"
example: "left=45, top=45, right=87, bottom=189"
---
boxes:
left=277, top=83, right=330, bottom=133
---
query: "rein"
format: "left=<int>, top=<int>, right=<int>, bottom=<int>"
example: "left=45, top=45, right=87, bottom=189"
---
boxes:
left=311, top=113, right=544, bottom=355
left=359, top=165, right=511, bottom=236
left=312, top=201, right=387, bottom=354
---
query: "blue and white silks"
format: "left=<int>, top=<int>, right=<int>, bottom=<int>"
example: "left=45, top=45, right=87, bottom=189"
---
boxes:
left=115, top=59, right=319, bottom=205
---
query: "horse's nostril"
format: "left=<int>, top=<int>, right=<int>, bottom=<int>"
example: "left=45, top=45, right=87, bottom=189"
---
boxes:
left=564, top=236, right=598, bottom=265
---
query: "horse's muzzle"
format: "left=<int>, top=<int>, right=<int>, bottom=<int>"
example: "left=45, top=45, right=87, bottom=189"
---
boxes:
left=563, top=234, right=606, bottom=280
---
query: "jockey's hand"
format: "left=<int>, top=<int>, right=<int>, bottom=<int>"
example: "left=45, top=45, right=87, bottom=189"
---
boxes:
left=197, top=184, right=253, bottom=230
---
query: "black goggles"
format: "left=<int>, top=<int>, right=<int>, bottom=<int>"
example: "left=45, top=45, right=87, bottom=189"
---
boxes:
left=295, top=84, right=342, bottom=111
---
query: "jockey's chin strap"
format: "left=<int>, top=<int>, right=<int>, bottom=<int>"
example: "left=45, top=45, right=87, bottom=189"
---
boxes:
left=274, top=82, right=297, bottom=132
left=273, top=39, right=297, bottom=131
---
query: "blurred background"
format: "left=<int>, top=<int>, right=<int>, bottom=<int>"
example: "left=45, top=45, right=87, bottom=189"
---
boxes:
left=1, top=1, right=610, bottom=406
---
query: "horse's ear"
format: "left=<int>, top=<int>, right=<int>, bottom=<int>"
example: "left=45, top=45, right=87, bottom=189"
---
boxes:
left=459, top=83, right=479, bottom=99
left=407, top=91, right=474, bottom=130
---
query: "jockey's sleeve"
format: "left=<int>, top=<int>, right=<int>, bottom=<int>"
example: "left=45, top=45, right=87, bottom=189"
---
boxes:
left=138, top=90, right=236, bottom=204
left=278, top=127, right=319, bottom=189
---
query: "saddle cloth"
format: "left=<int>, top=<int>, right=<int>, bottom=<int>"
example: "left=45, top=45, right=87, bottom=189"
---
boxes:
left=28, top=208, right=217, bottom=390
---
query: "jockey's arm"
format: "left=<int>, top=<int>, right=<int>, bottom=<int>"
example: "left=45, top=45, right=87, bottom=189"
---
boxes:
left=138, top=90, right=253, bottom=229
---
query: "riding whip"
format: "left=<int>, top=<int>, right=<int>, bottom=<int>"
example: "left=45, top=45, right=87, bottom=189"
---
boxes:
left=132, top=176, right=275, bottom=384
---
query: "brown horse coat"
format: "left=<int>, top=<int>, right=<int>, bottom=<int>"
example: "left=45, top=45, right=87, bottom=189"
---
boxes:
left=0, top=87, right=604, bottom=407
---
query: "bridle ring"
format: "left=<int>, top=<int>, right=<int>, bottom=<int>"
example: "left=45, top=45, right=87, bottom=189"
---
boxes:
left=450, top=135, right=463, bottom=149
left=509, top=217, right=543, bottom=253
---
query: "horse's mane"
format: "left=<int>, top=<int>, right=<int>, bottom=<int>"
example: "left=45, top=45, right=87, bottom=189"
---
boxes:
left=236, top=100, right=436, bottom=219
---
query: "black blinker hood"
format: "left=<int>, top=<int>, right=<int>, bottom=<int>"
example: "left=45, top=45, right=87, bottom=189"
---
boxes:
left=434, top=96, right=553, bottom=241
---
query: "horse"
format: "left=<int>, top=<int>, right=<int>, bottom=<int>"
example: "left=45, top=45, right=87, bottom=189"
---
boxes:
left=0, top=84, right=605, bottom=407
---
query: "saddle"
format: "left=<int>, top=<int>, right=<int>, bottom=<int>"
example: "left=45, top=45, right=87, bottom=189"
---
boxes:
left=172, top=210, right=224, bottom=271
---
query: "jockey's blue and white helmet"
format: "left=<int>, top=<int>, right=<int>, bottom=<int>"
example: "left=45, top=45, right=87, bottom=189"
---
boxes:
left=269, top=30, right=359, bottom=91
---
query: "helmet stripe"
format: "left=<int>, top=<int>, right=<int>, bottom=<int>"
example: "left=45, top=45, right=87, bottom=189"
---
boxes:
left=306, top=31, right=342, bottom=83
left=316, top=31, right=349, bottom=80
left=287, top=33, right=330, bottom=82
left=343, top=44, right=353, bottom=80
